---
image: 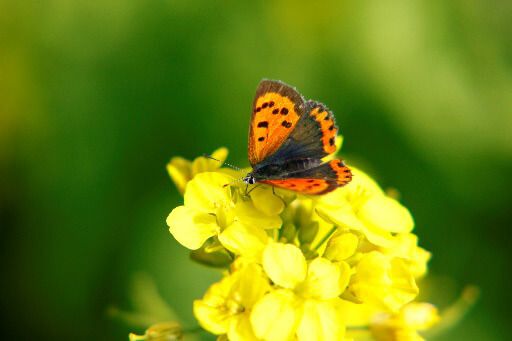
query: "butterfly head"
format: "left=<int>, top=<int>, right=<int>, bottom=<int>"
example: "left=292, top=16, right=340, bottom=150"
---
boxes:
left=243, top=173, right=257, bottom=185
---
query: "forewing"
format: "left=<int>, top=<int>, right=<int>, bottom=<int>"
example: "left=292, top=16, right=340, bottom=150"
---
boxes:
left=248, top=80, right=306, bottom=166
left=260, top=159, right=352, bottom=195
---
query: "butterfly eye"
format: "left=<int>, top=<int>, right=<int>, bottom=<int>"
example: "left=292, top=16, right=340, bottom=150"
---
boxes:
left=243, top=175, right=256, bottom=185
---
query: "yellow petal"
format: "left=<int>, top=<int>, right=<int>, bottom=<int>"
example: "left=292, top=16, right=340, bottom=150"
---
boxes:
left=234, top=263, right=271, bottom=308
left=250, top=186, right=285, bottom=216
left=316, top=205, right=366, bottom=232
left=166, top=156, right=192, bottom=194
left=337, top=261, right=352, bottom=295
left=167, top=206, right=219, bottom=250
left=297, top=299, right=345, bottom=341
left=381, top=234, right=431, bottom=278
left=370, top=302, right=439, bottom=341
left=317, top=204, right=398, bottom=249
left=407, top=246, right=431, bottom=279
left=320, top=166, right=383, bottom=207
left=263, top=243, right=307, bottom=289
left=336, top=135, right=344, bottom=152
left=358, top=195, right=414, bottom=234
left=324, top=231, right=359, bottom=261
left=336, top=299, right=377, bottom=327
left=211, top=147, right=229, bottom=165
left=191, top=147, right=229, bottom=175
left=250, top=289, right=301, bottom=341
left=184, top=172, right=233, bottom=213
left=219, top=222, right=269, bottom=260
left=350, top=251, right=418, bottom=312
left=166, top=148, right=228, bottom=195
left=193, top=276, right=234, bottom=335
left=399, top=303, right=439, bottom=330
left=371, top=321, right=425, bottom=341
left=343, top=166, right=384, bottom=199
left=191, top=156, right=211, bottom=176
left=228, top=313, right=259, bottom=341
left=360, top=222, right=398, bottom=249
left=299, top=258, right=351, bottom=300
left=235, top=201, right=282, bottom=230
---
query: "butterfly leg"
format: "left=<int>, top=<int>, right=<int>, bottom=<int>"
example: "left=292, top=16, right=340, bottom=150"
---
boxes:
left=245, top=184, right=262, bottom=197
left=271, top=185, right=287, bottom=206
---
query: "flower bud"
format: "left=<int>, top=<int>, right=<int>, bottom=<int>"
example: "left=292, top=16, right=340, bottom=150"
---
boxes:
left=324, top=231, right=359, bottom=261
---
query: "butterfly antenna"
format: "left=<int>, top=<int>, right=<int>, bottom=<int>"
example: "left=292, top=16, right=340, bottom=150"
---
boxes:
left=203, top=154, right=247, bottom=189
left=222, top=177, right=244, bottom=188
left=203, top=154, right=243, bottom=172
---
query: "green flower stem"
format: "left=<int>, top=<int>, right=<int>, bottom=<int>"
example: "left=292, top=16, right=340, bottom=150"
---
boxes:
left=312, top=225, right=337, bottom=251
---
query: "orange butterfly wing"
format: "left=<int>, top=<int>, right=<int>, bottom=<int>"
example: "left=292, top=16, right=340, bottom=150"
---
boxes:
left=261, top=178, right=333, bottom=195
left=261, top=160, right=352, bottom=195
left=308, top=102, right=338, bottom=155
left=248, top=80, right=306, bottom=166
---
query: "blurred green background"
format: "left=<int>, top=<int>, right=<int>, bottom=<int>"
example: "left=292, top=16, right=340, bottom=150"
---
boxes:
left=1, top=0, right=511, bottom=340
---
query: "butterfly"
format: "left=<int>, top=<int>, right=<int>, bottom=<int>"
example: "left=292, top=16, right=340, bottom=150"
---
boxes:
left=242, top=79, right=352, bottom=195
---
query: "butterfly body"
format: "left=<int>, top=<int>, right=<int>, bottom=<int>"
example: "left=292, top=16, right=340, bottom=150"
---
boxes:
left=244, top=80, right=352, bottom=195
left=245, top=158, right=321, bottom=182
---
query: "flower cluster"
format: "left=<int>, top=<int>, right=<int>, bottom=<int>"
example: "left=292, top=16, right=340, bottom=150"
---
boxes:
left=166, top=146, right=438, bottom=341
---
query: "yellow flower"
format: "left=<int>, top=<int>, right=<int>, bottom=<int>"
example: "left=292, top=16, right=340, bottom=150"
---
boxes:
left=316, top=167, right=414, bottom=249
left=250, top=243, right=351, bottom=341
left=167, top=172, right=280, bottom=253
left=162, top=148, right=449, bottom=341
left=193, top=262, right=270, bottom=341
left=370, top=302, right=440, bottom=341
left=348, top=251, right=418, bottom=312
left=167, top=147, right=228, bottom=194
left=379, top=233, right=431, bottom=279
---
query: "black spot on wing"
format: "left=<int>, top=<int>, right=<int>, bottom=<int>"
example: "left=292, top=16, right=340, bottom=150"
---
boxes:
left=281, top=121, right=292, bottom=128
left=254, top=80, right=306, bottom=114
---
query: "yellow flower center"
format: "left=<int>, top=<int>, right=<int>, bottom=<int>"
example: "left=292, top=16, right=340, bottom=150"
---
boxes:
left=214, top=203, right=235, bottom=229
left=225, top=297, right=245, bottom=316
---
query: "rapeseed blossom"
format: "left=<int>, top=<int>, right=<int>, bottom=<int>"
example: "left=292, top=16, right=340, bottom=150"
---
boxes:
left=163, top=145, right=441, bottom=340
left=167, top=147, right=228, bottom=194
